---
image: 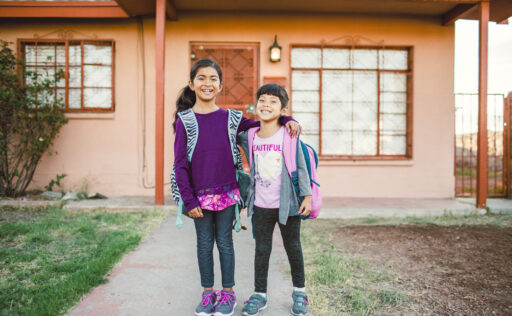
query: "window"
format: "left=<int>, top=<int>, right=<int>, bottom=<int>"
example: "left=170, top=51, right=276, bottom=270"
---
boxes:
left=20, top=40, right=115, bottom=112
left=291, top=46, right=412, bottom=159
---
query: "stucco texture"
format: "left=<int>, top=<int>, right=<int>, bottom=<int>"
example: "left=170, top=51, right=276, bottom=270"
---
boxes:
left=0, top=12, right=455, bottom=198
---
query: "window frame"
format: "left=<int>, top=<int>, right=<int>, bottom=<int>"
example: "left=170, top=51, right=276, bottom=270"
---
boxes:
left=18, top=38, right=115, bottom=113
left=289, top=44, right=414, bottom=161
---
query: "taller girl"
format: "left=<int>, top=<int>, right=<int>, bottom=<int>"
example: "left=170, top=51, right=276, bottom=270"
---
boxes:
left=173, top=58, right=299, bottom=316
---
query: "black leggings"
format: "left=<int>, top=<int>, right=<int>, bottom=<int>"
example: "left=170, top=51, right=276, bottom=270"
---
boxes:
left=252, top=206, right=305, bottom=293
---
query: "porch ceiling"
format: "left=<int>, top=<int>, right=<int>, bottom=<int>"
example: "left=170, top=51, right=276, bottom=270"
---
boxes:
left=174, top=0, right=463, bottom=15
left=115, top=0, right=511, bottom=23
left=0, top=0, right=510, bottom=23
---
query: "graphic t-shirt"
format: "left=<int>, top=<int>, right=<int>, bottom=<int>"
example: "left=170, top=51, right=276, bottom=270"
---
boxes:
left=253, top=126, right=285, bottom=209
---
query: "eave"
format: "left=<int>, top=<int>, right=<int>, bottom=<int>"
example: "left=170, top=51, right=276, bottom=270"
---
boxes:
left=0, top=0, right=510, bottom=26
left=0, top=1, right=129, bottom=18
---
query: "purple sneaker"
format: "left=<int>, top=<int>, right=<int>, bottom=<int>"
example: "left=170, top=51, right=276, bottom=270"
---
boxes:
left=195, top=290, right=218, bottom=316
left=214, top=290, right=237, bottom=316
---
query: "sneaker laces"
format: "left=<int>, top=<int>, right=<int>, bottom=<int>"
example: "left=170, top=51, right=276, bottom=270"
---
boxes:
left=201, top=290, right=218, bottom=308
left=218, top=291, right=236, bottom=308
left=244, top=294, right=261, bottom=306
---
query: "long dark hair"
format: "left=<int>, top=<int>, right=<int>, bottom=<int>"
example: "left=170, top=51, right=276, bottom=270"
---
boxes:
left=172, top=58, right=223, bottom=133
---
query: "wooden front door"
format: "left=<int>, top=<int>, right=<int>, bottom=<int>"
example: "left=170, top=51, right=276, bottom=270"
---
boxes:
left=190, top=43, right=259, bottom=118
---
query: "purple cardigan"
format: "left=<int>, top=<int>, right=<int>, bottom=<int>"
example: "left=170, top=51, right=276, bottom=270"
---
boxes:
left=173, top=108, right=293, bottom=212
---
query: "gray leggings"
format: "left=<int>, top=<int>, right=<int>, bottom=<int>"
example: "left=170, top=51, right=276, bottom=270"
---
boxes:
left=252, top=206, right=305, bottom=293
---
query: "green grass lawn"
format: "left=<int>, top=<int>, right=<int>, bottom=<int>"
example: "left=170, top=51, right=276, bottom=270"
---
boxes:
left=0, top=205, right=167, bottom=316
left=301, top=213, right=512, bottom=316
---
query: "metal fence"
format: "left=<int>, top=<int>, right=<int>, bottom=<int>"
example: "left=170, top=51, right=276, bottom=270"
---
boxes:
left=454, top=93, right=510, bottom=197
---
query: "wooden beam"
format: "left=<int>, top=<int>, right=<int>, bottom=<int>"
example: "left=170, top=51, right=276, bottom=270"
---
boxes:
left=0, top=1, right=129, bottom=18
left=504, top=92, right=511, bottom=198
left=384, top=0, right=480, bottom=2
left=399, top=0, right=480, bottom=2
left=155, top=0, right=166, bottom=205
left=476, top=1, right=489, bottom=209
left=0, top=1, right=120, bottom=7
left=166, top=0, right=177, bottom=20
left=112, top=0, right=177, bottom=19
left=112, top=0, right=133, bottom=17
left=442, top=3, right=478, bottom=25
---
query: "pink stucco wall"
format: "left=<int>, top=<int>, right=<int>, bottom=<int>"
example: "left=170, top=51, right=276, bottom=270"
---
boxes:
left=1, top=12, right=455, bottom=198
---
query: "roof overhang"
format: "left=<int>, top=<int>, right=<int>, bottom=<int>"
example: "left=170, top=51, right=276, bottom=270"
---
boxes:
left=0, top=1, right=129, bottom=18
left=0, top=0, right=510, bottom=24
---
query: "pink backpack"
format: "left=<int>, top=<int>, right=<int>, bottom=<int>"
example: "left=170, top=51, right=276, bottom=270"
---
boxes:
left=248, top=127, right=322, bottom=219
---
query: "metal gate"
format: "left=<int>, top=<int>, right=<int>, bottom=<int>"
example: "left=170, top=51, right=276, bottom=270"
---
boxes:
left=455, top=93, right=510, bottom=197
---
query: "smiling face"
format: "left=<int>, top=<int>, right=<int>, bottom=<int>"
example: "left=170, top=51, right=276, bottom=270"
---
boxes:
left=189, top=66, right=222, bottom=102
left=256, top=94, right=287, bottom=122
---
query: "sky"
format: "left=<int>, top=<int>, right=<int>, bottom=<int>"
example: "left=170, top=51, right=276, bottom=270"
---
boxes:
left=454, top=18, right=512, bottom=134
left=455, top=18, right=512, bottom=95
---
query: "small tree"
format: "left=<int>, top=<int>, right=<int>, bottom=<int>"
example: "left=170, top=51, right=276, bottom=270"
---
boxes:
left=0, top=41, right=68, bottom=197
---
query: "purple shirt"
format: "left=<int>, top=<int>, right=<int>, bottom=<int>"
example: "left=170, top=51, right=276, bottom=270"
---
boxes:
left=173, top=108, right=293, bottom=212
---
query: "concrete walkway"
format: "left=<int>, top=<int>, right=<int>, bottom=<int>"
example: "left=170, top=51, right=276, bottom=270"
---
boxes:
left=68, top=213, right=294, bottom=316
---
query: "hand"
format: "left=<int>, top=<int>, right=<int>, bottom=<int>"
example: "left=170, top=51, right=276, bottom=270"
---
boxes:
left=188, top=206, right=204, bottom=218
left=285, top=120, right=301, bottom=137
left=298, top=196, right=311, bottom=217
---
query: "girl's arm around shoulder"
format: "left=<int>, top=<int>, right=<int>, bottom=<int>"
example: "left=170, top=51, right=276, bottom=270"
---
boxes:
left=236, top=116, right=258, bottom=133
left=237, top=115, right=299, bottom=136
left=174, top=118, right=200, bottom=212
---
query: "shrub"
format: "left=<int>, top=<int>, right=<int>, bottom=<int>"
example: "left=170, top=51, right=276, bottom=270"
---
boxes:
left=0, top=40, right=68, bottom=197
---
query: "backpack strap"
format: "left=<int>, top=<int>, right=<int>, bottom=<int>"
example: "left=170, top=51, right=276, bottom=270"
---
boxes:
left=227, top=109, right=244, bottom=232
left=227, top=109, right=244, bottom=170
left=282, top=129, right=298, bottom=178
left=247, top=127, right=259, bottom=168
left=177, top=108, right=199, bottom=162
left=246, top=127, right=258, bottom=239
left=301, top=141, right=312, bottom=181
left=174, top=108, right=199, bottom=228
left=176, top=200, right=184, bottom=228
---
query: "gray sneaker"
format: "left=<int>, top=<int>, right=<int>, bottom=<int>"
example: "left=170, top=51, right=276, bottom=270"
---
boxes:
left=214, top=290, right=237, bottom=316
left=195, top=290, right=218, bottom=316
left=242, top=294, right=268, bottom=316
left=291, top=290, right=309, bottom=316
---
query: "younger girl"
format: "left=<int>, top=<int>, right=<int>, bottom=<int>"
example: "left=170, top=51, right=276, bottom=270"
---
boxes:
left=173, top=59, right=299, bottom=316
left=238, top=84, right=311, bottom=316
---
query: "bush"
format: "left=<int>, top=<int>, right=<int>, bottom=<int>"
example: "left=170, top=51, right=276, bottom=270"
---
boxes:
left=0, top=40, right=68, bottom=197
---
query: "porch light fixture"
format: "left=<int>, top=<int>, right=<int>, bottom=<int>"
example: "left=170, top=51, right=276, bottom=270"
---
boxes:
left=269, top=35, right=282, bottom=62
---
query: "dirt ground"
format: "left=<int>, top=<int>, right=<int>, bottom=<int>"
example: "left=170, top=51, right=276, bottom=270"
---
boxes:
left=334, top=225, right=512, bottom=315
